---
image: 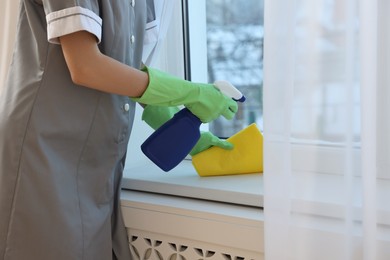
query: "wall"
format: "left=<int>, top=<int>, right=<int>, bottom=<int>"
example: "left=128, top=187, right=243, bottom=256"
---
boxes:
left=121, top=190, right=264, bottom=260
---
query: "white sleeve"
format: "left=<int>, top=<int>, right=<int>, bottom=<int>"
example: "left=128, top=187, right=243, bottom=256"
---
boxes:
left=46, top=6, right=102, bottom=44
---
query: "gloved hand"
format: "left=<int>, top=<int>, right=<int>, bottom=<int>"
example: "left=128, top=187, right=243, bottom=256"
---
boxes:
left=189, top=131, right=233, bottom=156
left=141, top=105, right=180, bottom=130
left=142, top=105, right=234, bottom=156
left=133, top=66, right=238, bottom=123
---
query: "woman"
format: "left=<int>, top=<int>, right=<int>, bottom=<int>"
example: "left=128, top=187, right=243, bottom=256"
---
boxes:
left=0, top=1, right=238, bottom=259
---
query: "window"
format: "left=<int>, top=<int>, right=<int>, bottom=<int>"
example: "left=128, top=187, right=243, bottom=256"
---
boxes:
left=206, top=0, right=264, bottom=136
left=123, top=0, right=263, bottom=207
left=186, top=0, right=264, bottom=136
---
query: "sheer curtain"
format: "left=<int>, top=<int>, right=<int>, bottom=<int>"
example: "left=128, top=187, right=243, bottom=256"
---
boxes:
left=263, top=0, right=390, bottom=259
left=142, top=0, right=175, bottom=66
left=0, top=0, right=18, bottom=92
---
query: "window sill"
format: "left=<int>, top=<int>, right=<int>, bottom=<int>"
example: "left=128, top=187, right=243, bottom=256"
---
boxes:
left=122, top=159, right=263, bottom=208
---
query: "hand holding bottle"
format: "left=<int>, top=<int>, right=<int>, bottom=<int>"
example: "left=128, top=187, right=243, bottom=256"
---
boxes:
left=132, top=66, right=238, bottom=123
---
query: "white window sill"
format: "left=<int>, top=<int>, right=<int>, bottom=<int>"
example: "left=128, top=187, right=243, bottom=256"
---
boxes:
left=122, top=159, right=263, bottom=208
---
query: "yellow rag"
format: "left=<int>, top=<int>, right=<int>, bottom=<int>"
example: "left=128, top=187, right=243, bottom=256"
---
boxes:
left=192, top=123, right=263, bottom=177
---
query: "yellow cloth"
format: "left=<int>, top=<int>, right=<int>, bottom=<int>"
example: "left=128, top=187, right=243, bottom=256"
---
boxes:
left=192, top=123, right=263, bottom=176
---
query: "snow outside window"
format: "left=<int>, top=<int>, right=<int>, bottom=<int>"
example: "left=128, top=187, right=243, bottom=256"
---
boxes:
left=203, top=0, right=264, bottom=137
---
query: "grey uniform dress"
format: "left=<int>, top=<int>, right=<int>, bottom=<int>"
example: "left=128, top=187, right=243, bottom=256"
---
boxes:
left=0, top=0, right=146, bottom=259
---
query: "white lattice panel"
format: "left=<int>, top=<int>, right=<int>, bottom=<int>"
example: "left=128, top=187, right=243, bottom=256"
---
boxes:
left=127, top=228, right=263, bottom=260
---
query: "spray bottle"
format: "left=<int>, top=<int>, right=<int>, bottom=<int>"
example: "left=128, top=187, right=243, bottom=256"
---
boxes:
left=141, top=80, right=246, bottom=172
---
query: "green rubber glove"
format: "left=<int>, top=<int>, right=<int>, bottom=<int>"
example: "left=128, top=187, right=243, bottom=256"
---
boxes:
left=189, top=131, right=233, bottom=156
left=133, top=66, right=238, bottom=123
left=142, top=105, right=234, bottom=156
left=141, top=105, right=180, bottom=129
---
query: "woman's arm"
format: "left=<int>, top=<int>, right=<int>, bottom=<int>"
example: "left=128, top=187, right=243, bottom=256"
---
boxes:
left=60, top=31, right=238, bottom=123
left=59, top=30, right=149, bottom=97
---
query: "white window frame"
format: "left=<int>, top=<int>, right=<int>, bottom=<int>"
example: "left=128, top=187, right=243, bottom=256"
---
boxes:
left=122, top=0, right=263, bottom=208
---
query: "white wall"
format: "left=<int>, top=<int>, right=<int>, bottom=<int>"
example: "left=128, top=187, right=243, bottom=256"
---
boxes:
left=121, top=190, right=264, bottom=259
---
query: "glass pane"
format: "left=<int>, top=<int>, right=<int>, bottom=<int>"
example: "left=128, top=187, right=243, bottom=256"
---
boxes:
left=206, top=0, right=264, bottom=137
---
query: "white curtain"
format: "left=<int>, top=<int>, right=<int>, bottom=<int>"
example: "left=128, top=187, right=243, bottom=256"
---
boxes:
left=0, top=0, right=18, bottom=92
left=263, top=0, right=390, bottom=259
left=142, top=0, right=175, bottom=66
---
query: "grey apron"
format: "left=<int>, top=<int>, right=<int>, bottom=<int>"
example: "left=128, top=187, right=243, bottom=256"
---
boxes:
left=0, top=0, right=146, bottom=259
